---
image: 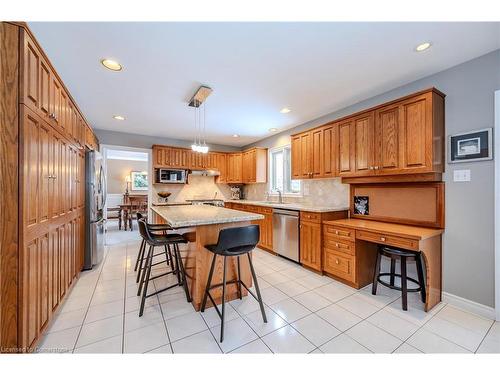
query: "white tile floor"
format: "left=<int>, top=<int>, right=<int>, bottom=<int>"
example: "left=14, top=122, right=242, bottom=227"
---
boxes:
left=36, top=223, right=500, bottom=354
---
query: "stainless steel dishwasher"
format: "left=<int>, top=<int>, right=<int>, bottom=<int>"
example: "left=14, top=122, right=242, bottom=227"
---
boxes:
left=273, top=208, right=300, bottom=262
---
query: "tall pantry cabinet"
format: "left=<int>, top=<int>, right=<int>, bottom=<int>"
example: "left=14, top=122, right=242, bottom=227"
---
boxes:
left=0, top=22, right=98, bottom=352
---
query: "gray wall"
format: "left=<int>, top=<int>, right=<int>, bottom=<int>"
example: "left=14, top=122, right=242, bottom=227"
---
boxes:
left=249, top=49, right=500, bottom=308
left=94, top=128, right=240, bottom=152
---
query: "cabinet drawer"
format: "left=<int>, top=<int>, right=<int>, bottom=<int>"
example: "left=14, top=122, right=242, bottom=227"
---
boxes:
left=300, top=211, right=321, bottom=223
left=323, top=237, right=354, bottom=255
left=260, top=207, right=273, bottom=214
left=323, top=225, right=355, bottom=242
left=356, top=230, right=419, bottom=251
left=323, top=248, right=355, bottom=283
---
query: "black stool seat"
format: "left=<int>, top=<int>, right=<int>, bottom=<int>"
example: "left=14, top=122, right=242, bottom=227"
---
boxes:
left=201, top=225, right=267, bottom=342
left=372, top=245, right=426, bottom=311
left=149, top=233, right=187, bottom=246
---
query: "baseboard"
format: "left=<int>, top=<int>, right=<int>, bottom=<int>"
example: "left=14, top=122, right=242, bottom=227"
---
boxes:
left=442, top=292, right=496, bottom=320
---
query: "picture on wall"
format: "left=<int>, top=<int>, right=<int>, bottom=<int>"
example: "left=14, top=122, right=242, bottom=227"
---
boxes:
left=130, top=171, right=148, bottom=191
left=354, top=196, right=369, bottom=215
left=448, top=128, right=493, bottom=163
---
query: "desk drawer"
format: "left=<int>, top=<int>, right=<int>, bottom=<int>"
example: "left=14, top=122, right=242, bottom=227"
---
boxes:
left=300, top=211, right=321, bottom=223
left=356, top=230, right=419, bottom=251
left=323, top=224, right=355, bottom=242
left=323, top=237, right=354, bottom=255
left=323, top=248, right=355, bottom=283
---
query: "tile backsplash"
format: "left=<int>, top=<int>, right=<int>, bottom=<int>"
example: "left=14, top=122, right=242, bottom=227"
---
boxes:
left=243, top=177, right=349, bottom=207
left=151, top=175, right=232, bottom=203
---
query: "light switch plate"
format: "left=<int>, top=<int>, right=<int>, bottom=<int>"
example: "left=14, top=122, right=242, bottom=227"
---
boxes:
left=453, top=169, right=471, bottom=182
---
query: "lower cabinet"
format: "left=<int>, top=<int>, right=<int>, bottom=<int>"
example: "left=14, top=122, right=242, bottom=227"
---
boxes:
left=228, top=203, right=274, bottom=252
left=299, top=220, right=322, bottom=271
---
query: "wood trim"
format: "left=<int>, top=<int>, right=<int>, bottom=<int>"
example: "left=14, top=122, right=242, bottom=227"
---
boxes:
left=291, top=87, right=446, bottom=137
left=0, top=22, right=20, bottom=352
left=341, top=172, right=442, bottom=184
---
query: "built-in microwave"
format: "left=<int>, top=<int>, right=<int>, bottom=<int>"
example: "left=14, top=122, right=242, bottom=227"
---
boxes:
left=156, top=169, right=187, bottom=184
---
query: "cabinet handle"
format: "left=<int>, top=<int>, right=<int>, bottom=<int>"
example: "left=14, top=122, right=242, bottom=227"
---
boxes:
left=374, top=166, right=380, bottom=170
left=380, top=237, right=386, bottom=242
left=369, top=166, right=374, bottom=170
left=335, top=230, right=339, bottom=235
left=335, top=259, right=339, bottom=265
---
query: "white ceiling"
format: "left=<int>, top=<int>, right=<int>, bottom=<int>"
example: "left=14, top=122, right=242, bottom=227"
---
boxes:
left=28, top=22, right=500, bottom=146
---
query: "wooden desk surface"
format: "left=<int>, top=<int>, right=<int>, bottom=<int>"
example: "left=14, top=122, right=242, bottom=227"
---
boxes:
left=323, top=218, right=443, bottom=240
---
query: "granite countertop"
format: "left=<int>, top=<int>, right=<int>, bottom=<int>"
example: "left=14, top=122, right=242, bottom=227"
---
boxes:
left=151, top=201, right=191, bottom=207
left=226, top=199, right=349, bottom=213
left=151, top=205, right=264, bottom=228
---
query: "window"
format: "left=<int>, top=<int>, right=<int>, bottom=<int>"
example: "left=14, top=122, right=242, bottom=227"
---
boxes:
left=270, top=145, right=301, bottom=195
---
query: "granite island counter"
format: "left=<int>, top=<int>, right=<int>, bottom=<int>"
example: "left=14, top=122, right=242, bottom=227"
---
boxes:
left=150, top=205, right=264, bottom=310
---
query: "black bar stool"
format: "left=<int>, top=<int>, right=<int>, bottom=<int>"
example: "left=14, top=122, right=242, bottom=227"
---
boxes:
left=372, top=245, right=426, bottom=311
left=134, top=212, right=173, bottom=283
left=137, top=218, right=191, bottom=316
left=201, top=225, right=267, bottom=342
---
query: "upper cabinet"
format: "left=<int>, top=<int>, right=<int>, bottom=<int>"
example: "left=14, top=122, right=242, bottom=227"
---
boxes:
left=291, top=88, right=445, bottom=182
left=20, top=29, right=98, bottom=152
left=152, top=146, right=267, bottom=184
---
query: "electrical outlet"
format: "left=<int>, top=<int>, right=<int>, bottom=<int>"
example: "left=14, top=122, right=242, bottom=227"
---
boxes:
left=453, top=169, right=471, bottom=182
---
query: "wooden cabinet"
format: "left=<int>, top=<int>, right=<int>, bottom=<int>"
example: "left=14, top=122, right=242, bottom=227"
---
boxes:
left=227, top=152, right=243, bottom=183
left=241, top=148, right=267, bottom=183
left=291, top=88, right=445, bottom=182
left=14, top=26, right=93, bottom=352
left=215, top=153, right=227, bottom=183
left=300, top=219, right=322, bottom=271
left=229, top=203, right=273, bottom=252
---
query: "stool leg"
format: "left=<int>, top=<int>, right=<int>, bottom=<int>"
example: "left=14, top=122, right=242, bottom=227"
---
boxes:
left=139, top=245, right=154, bottom=316
left=175, top=244, right=191, bottom=302
left=164, top=245, right=170, bottom=266
left=138, top=245, right=152, bottom=296
left=236, top=256, right=242, bottom=300
left=401, top=257, right=408, bottom=311
left=247, top=252, right=267, bottom=323
left=416, top=253, right=427, bottom=303
left=372, top=250, right=382, bottom=295
left=136, top=240, right=148, bottom=283
left=173, top=244, right=181, bottom=284
left=390, top=259, right=396, bottom=287
left=167, top=245, right=175, bottom=271
left=220, top=256, right=227, bottom=342
left=201, top=254, right=217, bottom=312
left=134, top=239, right=145, bottom=272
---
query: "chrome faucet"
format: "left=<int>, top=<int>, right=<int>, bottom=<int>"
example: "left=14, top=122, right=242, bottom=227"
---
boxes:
left=276, top=189, right=283, bottom=204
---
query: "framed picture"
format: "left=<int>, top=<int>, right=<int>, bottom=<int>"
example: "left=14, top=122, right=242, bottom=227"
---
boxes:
left=130, top=171, right=148, bottom=191
left=448, top=128, right=493, bottom=163
left=354, top=196, right=369, bottom=215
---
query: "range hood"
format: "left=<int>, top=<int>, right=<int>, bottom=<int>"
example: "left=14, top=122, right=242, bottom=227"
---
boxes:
left=189, top=169, right=220, bottom=177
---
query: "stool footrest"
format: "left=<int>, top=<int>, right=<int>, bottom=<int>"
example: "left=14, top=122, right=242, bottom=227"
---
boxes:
left=377, top=273, right=422, bottom=293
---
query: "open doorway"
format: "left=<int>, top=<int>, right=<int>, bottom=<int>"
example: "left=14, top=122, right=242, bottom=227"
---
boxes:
left=100, top=144, right=152, bottom=243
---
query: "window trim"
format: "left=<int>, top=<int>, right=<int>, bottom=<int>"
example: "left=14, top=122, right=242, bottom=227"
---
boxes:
left=268, top=145, right=302, bottom=197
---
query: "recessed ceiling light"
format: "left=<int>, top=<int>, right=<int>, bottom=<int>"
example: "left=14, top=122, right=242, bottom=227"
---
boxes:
left=101, top=59, right=123, bottom=71
left=232, top=134, right=240, bottom=138
left=113, top=115, right=125, bottom=121
left=280, top=107, right=291, bottom=114
left=415, top=42, right=432, bottom=52
left=269, top=128, right=278, bottom=132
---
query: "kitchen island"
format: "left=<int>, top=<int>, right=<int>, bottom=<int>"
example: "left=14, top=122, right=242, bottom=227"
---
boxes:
left=151, top=205, right=264, bottom=310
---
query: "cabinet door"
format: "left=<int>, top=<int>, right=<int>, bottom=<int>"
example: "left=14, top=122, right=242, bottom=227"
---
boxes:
left=39, top=121, right=51, bottom=224
left=21, top=33, right=41, bottom=113
left=353, top=113, right=375, bottom=176
left=399, top=94, right=432, bottom=173
left=22, top=239, right=39, bottom=349
left=300, top=221, right=322, bottom=271
left=322, top=125, right=337, bottom=177
left=49, top=75, right=62, bottom=127
left=49, top=228, right=60, bottom=312
left=242, top=151, right=250, bottom=183
left=39, top=58, right=51, bottom=119
left=49, top=131, right=61, bottom=219
left=59, top=224, right=66, bottom=298
left=300, top=132, right=312, bottom=178
left=291, top=135, right=302, bottom=179
left=60, top=89, right=68, bottom=134
left=375, top=104, right=400, bottom=174
left=39, top=233, right=50, bottom=331
left=22, top=109, right=41, bottom=231
left=337, top=119, right=354, bottom=176
left=216, top=153, right=227, bottom=183
left=311, top=129, right=323, bottom=178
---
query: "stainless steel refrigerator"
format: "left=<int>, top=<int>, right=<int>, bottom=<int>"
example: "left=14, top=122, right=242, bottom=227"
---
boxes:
left=84, top=150, right=106, bottom=270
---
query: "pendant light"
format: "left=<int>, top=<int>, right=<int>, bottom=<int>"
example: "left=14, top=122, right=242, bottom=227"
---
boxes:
left=189, top=86, right=212, bottom=154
